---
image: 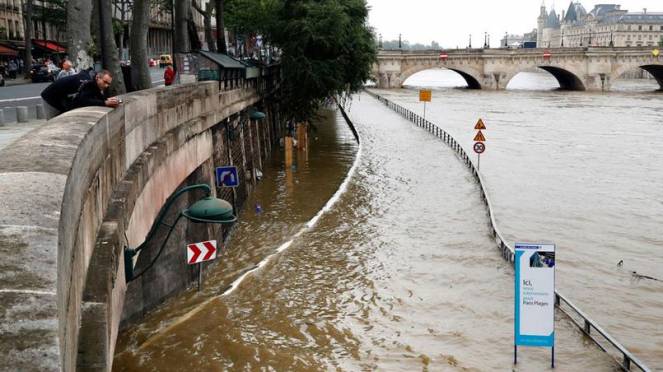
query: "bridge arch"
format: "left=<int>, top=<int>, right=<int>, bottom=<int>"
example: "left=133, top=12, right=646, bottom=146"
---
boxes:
left=611, top=63, right=663, bottom=91
left=502, top=65, right=586, bottom=91
left=400, top=65, right=483, bottom=89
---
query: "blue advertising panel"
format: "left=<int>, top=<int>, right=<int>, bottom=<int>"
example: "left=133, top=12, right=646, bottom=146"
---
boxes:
left=515, top=243, right=555, bottom=348
left=216, top=166, right=239, bottom=188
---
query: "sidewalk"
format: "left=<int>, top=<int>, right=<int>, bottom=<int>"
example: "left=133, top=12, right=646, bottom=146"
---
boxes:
left=4, top=77, right=32, bottom=87
left=0, top=118, right=46, bottom=151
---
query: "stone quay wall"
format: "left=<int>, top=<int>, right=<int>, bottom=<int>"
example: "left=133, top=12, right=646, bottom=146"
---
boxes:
left=0, top=80, right=283, bottom=371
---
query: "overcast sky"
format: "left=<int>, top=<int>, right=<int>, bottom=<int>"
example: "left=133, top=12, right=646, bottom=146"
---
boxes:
left=367, top=0, right=663, bottom=48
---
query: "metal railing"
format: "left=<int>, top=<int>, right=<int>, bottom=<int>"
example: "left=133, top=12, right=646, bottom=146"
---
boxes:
left=364, top=89, right=651, bottom=372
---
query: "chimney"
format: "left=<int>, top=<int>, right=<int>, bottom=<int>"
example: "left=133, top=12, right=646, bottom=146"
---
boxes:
left=643, top=8, right=647, bottom=14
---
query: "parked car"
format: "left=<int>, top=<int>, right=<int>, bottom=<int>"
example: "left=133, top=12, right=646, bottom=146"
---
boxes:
left=159, top=54, right=172, bottom=67
left=30, top=64, right=57, bottom=83
left=0, top=73, right=4, bottom=87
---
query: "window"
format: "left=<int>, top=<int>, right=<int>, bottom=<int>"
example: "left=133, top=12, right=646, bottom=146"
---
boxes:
left=638, top=25, right=642, bottom=31
left=650, top=25, right=654, bottom=31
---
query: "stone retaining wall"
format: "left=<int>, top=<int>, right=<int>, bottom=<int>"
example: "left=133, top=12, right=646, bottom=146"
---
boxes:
left=0, top=80, right=279, bottom=371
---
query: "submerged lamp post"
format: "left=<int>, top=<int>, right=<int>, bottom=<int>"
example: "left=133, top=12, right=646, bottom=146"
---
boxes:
left=124, top=184, right=236, bottom=282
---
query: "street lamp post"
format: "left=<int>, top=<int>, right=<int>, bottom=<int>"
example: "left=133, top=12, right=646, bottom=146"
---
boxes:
left=123, top=183, right=236, bottom=282
left=484, top=32, right=488, bottom=49
left=469, top=34, right=472, bottom=49
left=504, top=32, right=508, bottom=48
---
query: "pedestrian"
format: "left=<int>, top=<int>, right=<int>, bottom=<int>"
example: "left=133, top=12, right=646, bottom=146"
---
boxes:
left=8, top=59, right=17, bottom=79
left=164, top=63, right=175, bottom=86
left=40, top=69, right=96, bottom=119
left=70, top=70, right=120, bottom=110
left=56, top=60, right=76, bottom=80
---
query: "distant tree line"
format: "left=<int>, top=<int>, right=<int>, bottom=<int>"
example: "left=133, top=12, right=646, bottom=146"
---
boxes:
left=380, top=39, right=441, bottom=50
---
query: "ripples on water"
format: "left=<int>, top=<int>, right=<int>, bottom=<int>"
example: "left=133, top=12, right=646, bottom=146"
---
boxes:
left=392, top=69, right=663, bottom=368
left=114, top=97, right=618, bottom=371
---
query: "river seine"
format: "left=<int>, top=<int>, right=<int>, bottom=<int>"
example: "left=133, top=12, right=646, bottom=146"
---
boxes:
left=113, top=70, right=660, bottom=371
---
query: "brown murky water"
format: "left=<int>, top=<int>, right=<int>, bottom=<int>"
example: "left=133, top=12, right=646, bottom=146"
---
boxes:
left=384, top=69, right=663, bottom=369
left=114, top=98, right=619, bottom=371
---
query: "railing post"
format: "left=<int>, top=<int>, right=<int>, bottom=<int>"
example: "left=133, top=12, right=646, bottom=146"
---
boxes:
left=584, top=320, right=591, bottom=335
left=623, top=355, right=631, bottom=370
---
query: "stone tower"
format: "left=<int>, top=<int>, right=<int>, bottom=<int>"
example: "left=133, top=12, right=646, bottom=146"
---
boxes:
left=537, top=1, right=547, bottom=47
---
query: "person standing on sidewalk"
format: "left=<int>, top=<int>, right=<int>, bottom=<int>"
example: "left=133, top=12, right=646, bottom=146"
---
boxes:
left=56, top=60, right=76, bottom=80
left=164, top=64, right=175, bottom=86
left=7, top=60, right=17, bottom=79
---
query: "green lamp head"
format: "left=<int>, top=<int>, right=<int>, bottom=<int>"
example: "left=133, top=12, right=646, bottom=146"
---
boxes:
left=249, top=110, right=266, bottom=120
left=182, top=196, right=237, bottom=223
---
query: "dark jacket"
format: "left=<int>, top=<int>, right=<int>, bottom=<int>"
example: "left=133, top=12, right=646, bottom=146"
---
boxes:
left=70, top=80, right=109, bottom=109
left=40, top=71, right=93, bottom=112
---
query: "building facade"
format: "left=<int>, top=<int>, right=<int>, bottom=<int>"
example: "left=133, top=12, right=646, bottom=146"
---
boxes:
left=0, top=0, right=23, bottom=43
left=537, top=1, right=663, bottom=48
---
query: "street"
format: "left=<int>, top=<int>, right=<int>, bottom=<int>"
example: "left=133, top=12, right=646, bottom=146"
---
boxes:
left=0, top=67, right=166, bottom=123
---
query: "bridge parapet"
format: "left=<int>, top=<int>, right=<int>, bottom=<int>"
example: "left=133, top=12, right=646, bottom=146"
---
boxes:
left=0, top=80, right=268, bottom=371
left=374, top=47, right=663, bottom=91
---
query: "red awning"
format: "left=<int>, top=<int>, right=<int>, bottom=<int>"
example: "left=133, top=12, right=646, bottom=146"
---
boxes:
left=32, top=39, right=66, bottom=53
left=0, top=44, right=18, bottom=56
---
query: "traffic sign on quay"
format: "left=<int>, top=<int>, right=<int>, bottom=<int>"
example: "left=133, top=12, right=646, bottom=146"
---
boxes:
left=473, top=142, right=485, bottom=154
left=473, top=130, right=486, bottom=142
left=216, top=166, right=239, bottom=188
left=474, top=118, right=486, bottom=130
left=187, top=240, right=218, bottom=265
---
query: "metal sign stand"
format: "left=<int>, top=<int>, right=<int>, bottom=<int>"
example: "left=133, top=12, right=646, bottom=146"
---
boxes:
left=423, top=101, right=427, bottom=120
left=198, top=262, right=203, bottom=291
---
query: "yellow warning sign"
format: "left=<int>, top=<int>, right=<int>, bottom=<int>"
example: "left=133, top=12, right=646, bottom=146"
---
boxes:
left=474, top=118, right=486, bottom=130
left=419, top=89, right=432, bottom=102
left=653, top=49, right=660, bottom=58
left=474, top=131, right=486, bottom=142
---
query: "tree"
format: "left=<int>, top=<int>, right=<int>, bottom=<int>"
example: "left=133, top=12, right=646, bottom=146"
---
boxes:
left=93, top=0, right=126, bottom=94
left=22, top=0, right=33, bottom=78
left=215, top=0, right=227, bottom=53
left=174, top=0, right=190, bottom=53
left=192, top=0, right=216, bottom=52
left=129, top=0, right=151, bottom=90
left=66, top=0, right=94, bottom=70
left=266, top=0, right=377, bottom=120
left=659, top=36, right=663, bottom=47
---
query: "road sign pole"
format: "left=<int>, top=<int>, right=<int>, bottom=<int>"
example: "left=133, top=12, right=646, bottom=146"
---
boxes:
left=423, top=101, right=427, bottom=120
left=198, top=262, right=203, bottom=291
left=514, top=345, right=518, bottom=365
left=477, top=153, right=481, bottom=171
left=552, top=346, right=555, bottom=368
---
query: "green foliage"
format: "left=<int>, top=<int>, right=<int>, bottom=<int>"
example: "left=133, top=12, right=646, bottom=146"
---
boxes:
left=659, top=36, right=663, bottom=47
left=227, top=0, right=377, bottom=120
left=33, top=0, right=67, bottom=34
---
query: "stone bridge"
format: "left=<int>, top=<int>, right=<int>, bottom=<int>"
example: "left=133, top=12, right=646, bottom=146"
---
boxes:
left=374, top=47, right=663, bottom=91
left=0, top=79, right=282, bottom=371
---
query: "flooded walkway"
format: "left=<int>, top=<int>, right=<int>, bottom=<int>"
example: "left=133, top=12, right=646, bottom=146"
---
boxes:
left=114, top=97, right=614, bottom=371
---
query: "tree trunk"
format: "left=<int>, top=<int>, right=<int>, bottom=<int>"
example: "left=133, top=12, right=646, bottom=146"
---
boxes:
left=129, top=0, right=151, bottom=90
left=94, top=0, right=126, bottom=94
left=66, top=0, right=93, bottom=70
left=215, top=0, right=226, bottom=53
left=22, top=0, right=33, bottom=79
left=193, top=0, right=215, bottom=52
left=174, top=0, right=190, bottom=53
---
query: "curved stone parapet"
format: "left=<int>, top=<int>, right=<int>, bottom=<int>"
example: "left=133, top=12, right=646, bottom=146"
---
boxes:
left=0, top=81, right=267, bottom=371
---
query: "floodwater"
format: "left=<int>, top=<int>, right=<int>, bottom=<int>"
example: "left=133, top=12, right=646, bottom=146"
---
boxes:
left=393, top=69, right=662, bottom=369
left=113, top=90, right=624, bottom=370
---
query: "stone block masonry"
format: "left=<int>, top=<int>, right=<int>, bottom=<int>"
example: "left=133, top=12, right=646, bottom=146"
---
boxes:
left=0, top=79, right=281, bottom=371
